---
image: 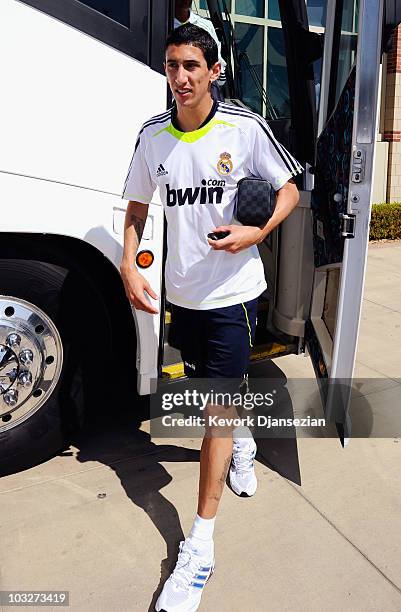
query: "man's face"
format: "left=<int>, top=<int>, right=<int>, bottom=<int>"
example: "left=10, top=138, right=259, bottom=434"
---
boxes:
left=175, top=0, right=192, bottom=12
left=165, top=44, right=219, bottom=109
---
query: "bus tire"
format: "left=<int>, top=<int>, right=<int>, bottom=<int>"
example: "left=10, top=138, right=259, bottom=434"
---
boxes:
left=0, top=260, right=86, bottom=476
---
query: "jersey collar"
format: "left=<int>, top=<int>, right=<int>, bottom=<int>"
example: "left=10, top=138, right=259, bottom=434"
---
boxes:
left=171, top=99, right=218, bottom=131
left=153, top=102, right=235, bottom=143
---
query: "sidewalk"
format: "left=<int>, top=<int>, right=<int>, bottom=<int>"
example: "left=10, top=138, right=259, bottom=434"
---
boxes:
left=1, top=242, right=401, bottom=611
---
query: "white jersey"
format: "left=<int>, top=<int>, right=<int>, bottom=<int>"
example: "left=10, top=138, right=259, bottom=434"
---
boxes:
left=123, top=101, right=303, bottom=310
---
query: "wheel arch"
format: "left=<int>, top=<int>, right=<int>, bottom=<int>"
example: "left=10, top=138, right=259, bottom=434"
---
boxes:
left=0, top=233, right=137, bottom=369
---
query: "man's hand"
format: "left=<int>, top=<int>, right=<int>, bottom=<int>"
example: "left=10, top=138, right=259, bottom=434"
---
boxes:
left=120, top=263, right=159, bottom=314
left=207, top=225, right=264, bottom=253
left=208, top=180, right=300, bottom=254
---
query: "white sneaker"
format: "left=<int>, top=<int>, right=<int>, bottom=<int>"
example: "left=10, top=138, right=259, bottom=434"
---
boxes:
left=229, top=437, right=257, bottom=497
left=155, top=538, right=215, bottom=612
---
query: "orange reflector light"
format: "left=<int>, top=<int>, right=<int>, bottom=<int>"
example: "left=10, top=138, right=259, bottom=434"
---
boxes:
left=136, top=250, right=154, bottom=269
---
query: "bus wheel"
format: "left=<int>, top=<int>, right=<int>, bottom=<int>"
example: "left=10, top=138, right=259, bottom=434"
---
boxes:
left=0, top=260, right=85, bottom=476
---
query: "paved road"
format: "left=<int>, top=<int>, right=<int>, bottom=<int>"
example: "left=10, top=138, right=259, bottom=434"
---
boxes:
left=1, top=241, right=401, bottom=611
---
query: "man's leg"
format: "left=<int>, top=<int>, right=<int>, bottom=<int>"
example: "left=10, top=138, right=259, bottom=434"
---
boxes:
left=156, top=301, right=257, bottom=611
left=202, top=300, right=258, bottom=498
left=187, top=399, right=239, bottom=550
left=157, top=305, right=217, bottom=612
left=183, top=422, right=235, bottom=565
left=198, top=435, right=232, bottom=519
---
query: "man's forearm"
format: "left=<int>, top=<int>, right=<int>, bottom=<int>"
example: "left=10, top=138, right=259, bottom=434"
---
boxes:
left=259, top=181, right=300, bottom=241
left=121, top=201, right=149, bottom=268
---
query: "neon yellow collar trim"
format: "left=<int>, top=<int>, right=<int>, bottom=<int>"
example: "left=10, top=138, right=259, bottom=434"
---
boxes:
left=153, top=118, right=236, bottom=143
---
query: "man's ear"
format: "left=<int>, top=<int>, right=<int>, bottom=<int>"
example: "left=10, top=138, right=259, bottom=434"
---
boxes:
left=210, top=61, right=221, bottom=83
left=163, top=61, right=167, bottom=74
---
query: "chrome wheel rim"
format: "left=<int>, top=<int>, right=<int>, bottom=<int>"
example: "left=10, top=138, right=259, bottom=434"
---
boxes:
left=0, top=296, right=63, bottom=432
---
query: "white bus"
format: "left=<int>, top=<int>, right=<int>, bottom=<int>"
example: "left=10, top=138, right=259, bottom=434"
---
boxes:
left=0, top=0, right=400, bottom=474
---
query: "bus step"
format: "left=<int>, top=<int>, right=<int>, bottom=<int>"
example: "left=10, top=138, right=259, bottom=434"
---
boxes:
left=161, top=340, right=294, bottom=380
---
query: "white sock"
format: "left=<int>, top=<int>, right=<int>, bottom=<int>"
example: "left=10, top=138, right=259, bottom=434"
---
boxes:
left=188, top=514, right=215, bottom=551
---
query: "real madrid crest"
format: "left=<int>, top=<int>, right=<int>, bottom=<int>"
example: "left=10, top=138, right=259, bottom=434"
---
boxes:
left=217, top=152, right=233, bottom=175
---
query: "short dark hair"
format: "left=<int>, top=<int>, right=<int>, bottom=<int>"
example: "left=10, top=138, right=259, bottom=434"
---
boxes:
left=165, top=23, right=218, bottom=69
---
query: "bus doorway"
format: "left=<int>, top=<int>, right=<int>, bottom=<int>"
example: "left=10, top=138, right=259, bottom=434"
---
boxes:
left=160, top=0, right=317, bottom=381
left=160, top=0, right=401, bottom=443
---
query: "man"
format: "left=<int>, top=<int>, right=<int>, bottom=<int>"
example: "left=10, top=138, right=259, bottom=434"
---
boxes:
left=121, top=24, right=302, bottom=612
left=174, top=0, right=226, bottom=87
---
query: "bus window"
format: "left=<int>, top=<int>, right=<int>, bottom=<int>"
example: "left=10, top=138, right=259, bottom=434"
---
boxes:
left=307, top=0, right=327, bottom=27
left=198, top=0, right=232, bottom=9
left=77, top=0, right=130, bottom=27
left=235, top=22, right=264, bottom=114
left=335, top=0, right=359, bottom=103
left=267, top=27, right=290, bottom=119
left=313, top=57, right=323, bottom=111
left=268, top=0, right=280, bottom=21
left=328, top=0, right=360, bottom=117
left=236, top=0, right=264, bottom=18
left=20, top=0, right=172, bottom=72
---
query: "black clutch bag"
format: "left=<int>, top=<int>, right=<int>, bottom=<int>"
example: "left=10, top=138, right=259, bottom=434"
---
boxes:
left=235, top=176, right=276, bottom=227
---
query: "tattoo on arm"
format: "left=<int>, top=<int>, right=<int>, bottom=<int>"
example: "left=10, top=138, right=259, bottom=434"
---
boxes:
left=130, top=213, right=145, bottom=244
left=218, top=457, right=231, bottom=486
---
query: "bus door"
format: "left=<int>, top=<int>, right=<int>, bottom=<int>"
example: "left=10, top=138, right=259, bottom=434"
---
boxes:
left=304, top=0, right=387, bottom=439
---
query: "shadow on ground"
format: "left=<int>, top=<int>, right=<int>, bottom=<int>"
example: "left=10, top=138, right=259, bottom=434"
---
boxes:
left=68, top=399, right=199, bottom=610
left=62, top=359, right=304, bottom=608
left=248, top=359, right=302, bottom=486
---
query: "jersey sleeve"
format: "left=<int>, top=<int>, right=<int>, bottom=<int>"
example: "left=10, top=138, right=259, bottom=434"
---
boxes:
left=247, top=119, right=304, bottom=191
left=122, top=130, right=156, bottom=203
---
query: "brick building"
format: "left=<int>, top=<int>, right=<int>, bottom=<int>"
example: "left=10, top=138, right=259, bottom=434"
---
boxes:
left=384, top=24, right=401, bottom=202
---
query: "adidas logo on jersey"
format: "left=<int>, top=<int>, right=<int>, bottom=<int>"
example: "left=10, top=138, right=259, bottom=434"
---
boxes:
left=156, top=163, right=168, bottom=177
left=166, top=179, right=225, bottom=207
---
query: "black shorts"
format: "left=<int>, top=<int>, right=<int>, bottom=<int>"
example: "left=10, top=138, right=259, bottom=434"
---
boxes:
left=169, top=298, right=258, bottom=379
